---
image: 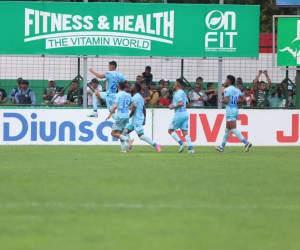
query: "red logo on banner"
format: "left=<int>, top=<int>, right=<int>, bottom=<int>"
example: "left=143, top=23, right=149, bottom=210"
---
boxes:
left=277, top=114, right=299, bottom=143
left=189, top=113, right=248, bottom=143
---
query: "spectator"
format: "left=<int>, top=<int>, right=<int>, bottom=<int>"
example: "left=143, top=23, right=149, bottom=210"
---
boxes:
left=51, top=87, right=67, bottom=105
left=287, top=85, right=295, bottom=108
left=268, top=84, right=285, bottom=108
left=158, top=79, right=169, bottom=90
left=66, top=79, right=83, bottom=105
left=142, top=66, right=153, bottom=84
left=14, top=80, right=36, bottom=105
left=148, top=83, right=160, bottom=105
left=188, top=77, right=207, bottom=107
left=206, top=82, right=217, bottom=107
left=10, top=77, right=22, bottom=104
left=159, top=87, right=171, bottom=107
left=135, top=75, right=143, bottom=84
left=244, top=87, right=255, bottom=108
left=87, top=78, right=102, bottom=106
left=253, top=70, right=272, bottom=108
left=43, top=77, right=58, bottom=104
left=141, top=81, right=151, bottom=104
left=236, top=77, right=244, bottom=93
left=0, top=85, right=7, bottom=104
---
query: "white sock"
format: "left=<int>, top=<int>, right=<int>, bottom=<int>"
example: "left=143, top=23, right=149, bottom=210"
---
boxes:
left=140, top=135, right=155, bottom=147
left=170, top=132, right=183, bottom=145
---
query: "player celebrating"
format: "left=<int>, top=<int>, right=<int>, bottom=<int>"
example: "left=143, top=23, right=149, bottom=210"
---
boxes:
left=89, top=61, right=125, bottom=117
left=216, top=75, right=252, bottom=152
left=168, top=79, right=194, bottom=154
left=123, top=83, right=161, bottom=152
left=106, top=81, right=132, bottom=152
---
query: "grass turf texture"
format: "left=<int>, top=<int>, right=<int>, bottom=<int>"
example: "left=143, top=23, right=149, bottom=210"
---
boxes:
left=0, top=146, right=299, bottom=250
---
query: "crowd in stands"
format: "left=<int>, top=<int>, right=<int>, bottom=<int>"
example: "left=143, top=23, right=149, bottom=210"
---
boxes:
left=0, top=67, right=296, bottom=108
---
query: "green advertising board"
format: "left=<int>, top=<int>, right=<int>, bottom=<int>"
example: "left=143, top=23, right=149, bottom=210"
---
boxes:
left=278, top=17, right=300, bottom=66
left=0, top=2, right=260, bottom=57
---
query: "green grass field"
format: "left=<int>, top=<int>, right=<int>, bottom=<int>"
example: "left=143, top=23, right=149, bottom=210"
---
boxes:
left=0, top=146, right=299, bottom=250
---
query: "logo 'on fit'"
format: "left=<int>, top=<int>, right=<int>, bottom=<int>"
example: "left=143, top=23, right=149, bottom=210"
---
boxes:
left=205, top=10, right=238, bottom=52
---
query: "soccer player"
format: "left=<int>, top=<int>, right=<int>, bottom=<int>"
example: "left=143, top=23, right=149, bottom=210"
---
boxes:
left=106, top=81, right=132, bottom=152
left=168, top=79, right=194, bottom=154
left=89, top=61, right=125, bottom=117
left=123, top=83, right=161, bottom=152
left=216, top=75, right=252, bottom=152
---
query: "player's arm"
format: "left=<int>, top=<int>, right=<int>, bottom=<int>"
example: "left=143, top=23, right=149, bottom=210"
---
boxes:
left=169, top=100, right=183, bottom=109
left=143, top=107, right=146, bottom=125
left=129, top=103, right=137, bottom=118
left=222, top=96, right=230, bottom=105
left=89, top=68, right=105, bottom=79
left=221, top=89, right=230, bottom=104
left=106, top=103, right=117, bottom=120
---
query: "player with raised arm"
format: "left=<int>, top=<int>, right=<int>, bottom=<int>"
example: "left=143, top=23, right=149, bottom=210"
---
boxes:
left=89, top=61, right=125, bottom=117
left=216, top=75, right=252, bottom=152
left=168, top=79, right=194, bottom=154
left=106, top=81, right=132, bottom=152
left=123, top=83, right=161, bottom=152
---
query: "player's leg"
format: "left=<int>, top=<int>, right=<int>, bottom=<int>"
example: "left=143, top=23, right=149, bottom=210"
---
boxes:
left=106, top=94, right=115, bottom=113
left=136, top=125, right=161, bottom=152
left=181, top=115, right=194, bottom=154
left=230, top=121, right=252, bottom=152
left=216, top=108, right=236, bottom=152
left=123, top=122, right=134, bottom=151
left=111, top=118, right=129, bottom=152
left=168, top=116, right=184, bottom=152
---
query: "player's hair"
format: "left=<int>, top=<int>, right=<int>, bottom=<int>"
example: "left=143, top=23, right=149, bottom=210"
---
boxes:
left=135, top=83, right=142, bottom=93
left=119, top=81, right=126, bottom=90
left=109, top=61, right=117, bottom=68
left=145, top=65, right=151, bottom=71
left=227, top=75, right=235, bottom=85
left=176, top=78, right=185, bottom=88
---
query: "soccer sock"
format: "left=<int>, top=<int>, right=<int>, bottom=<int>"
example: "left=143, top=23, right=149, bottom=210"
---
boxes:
left=92, top=94, right=98, bottom=112
left=170, top=132, right=183, bottom=145
left=231, top=128, right=248, bottom=145
left=119, top=134, right=128, bottom=142
left=120, top=139, right=126, bottom=151
left=221, top=128, right=230, bottom=148
left=185, top=135, right=193, bottom=149
left=140, top=135, right=156, bottom=147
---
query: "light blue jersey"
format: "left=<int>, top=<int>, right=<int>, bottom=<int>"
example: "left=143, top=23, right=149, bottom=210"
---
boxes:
left=127, top=93, right=145, bottom=134
left=115, top=91, right=132, bottom=119
left=224, top=85, right=243, bottom=121
left=172, top=89, right=188, bottom=114
left=132, top=93, right=145, bottom=123
left=112, top=91, right=131, bottom=131
left=104, top=71, right=125, bottom=111
left=169, top=89, right=189, bottom=131
left=105, top=71, right=125, bottom=94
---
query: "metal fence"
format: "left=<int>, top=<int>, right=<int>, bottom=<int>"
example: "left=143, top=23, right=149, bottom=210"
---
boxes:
left=0, top=54, right=297, bottom=108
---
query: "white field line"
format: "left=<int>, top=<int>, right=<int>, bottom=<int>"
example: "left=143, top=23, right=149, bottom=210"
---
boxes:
left=0, top=202, right=299, bottom=211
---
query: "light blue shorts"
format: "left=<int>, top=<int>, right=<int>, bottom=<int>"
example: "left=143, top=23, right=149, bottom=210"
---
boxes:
left=106, top=93, right=116, bottom=112
left=112, top=117, right=129, bottom=132
left=169, top=113, right=189, bottom=131
left=126, top=120, right=144, bottom=135
left=226, top=108, right=239, bottom=121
